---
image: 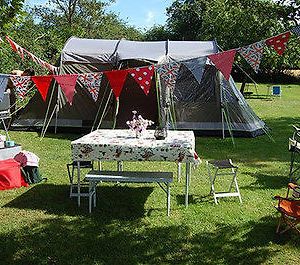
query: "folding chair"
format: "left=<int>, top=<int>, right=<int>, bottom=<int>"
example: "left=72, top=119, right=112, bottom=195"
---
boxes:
left=274, top=183, right=300, bottom=235
left=206, top=159, right=242, bottom=204
left=67, top=161, right=94, bottom=198
left=0, top=92, right=11, bottom=141
left=289, top=125, right=300, bottom=182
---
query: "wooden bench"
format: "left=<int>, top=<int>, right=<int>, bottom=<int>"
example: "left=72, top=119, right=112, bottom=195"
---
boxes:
left=85, top=170, right=173, bottom=216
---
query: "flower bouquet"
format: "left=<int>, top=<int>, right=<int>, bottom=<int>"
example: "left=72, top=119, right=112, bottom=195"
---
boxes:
left=126, top=111, right=154, bottom=138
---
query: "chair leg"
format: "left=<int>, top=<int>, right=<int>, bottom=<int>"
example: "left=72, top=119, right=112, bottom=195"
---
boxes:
left=276, top=215, right=283, bottom=234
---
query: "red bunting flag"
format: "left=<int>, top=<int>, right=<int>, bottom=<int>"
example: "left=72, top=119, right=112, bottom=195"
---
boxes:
left=104, top=70, right=128, bottom=99
left=208, top=49, right=236, bottom=80
left=128, top=65, right=154, bottom=95
left=6, top=36, right=24, bottom=60
left=54, top=74, right=78, bottom=105
left=31, top=76, right=53, bottom=101
left=78, top=72, right=103, bottom=101
left=265, top=32, right=291, bottom=55
left=10, top=76, right=32, bottom=99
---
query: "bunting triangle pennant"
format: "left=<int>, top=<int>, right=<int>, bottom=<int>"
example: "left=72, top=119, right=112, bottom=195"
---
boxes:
left=265, top=32, right=291, bottom=55
left=128, top=65, right=154, bottom=95
left=0, top=75, right=9, bottom=102
left=208, top=49, right=236, bottom=80
left=10, top=76, right=32, bottom=99
left=156, top=61, right=181, bottom=90
left=54, top=74, right=78, bottom=105
left=6, top=36, right=17, bottom=52
left=6, top=36, right=24, bottom=60
left=31, top=76, right=53, bottom=101
left=238, top=41, right=265, bottom=73
left=78, top=72, right=103, bottom=101
left=182, top=57, right=207, bottom=84
left=104, top=70, right=128, bottom=99
left=291, top=25, right=300, bottom=36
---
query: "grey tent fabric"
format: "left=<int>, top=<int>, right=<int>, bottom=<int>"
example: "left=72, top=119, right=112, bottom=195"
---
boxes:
left=61, top=38, right=217, bottom=64
left=13, top=37, right=267, bottom=137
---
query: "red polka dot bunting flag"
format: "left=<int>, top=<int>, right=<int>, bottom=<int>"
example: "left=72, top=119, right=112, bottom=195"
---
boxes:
left=265, top=32, right=291, bottom=55
left=128, top=65, right=154, bottom=95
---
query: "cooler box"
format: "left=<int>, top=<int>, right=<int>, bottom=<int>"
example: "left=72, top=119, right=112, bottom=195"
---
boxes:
left=0, top=158, right=28, bottom=190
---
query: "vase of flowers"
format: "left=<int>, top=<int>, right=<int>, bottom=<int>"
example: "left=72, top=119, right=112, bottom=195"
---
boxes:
left=126, top=111, right=154, bottom=138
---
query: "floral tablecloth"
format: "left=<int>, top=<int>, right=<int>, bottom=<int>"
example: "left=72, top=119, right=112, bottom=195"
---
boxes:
left=71, top=129, right=200, bottom=164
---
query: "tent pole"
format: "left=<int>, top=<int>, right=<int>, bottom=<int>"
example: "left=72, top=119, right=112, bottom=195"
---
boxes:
left=41, top=80, right=56, bottom=138
left=96, top=90, right=113, bottom=130
left=41, top=104, right=58, bottom=140
left=54, top=101, right=59, bottom=134
left=221, top=108, right=225, bottom=139
left=218, top=71, right=225, bottom=139
left=91, top=82, right=110, bottom=132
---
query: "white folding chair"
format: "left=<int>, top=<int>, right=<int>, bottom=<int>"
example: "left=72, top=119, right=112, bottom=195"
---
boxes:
left=206, top=159, right=242, bottom=204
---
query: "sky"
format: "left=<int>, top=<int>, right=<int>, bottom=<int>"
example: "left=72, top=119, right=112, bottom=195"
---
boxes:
left=25, top=0, right=173, bottom=30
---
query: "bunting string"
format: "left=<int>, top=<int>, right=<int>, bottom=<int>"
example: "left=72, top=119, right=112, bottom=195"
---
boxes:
left=0, top=24, right=299, bottom=103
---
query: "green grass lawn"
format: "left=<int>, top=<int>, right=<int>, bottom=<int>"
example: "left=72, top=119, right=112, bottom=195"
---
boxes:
left=0, top=83, right=299, bottom=265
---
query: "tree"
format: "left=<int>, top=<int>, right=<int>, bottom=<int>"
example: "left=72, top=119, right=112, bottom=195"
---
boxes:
left=0, top=0, right=24, bottom=30
left=152, top=0, right=300, bottom=71
left=33, top=0, right=142, bottom=41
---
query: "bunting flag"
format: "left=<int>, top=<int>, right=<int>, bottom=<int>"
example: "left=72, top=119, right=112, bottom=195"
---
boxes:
left=31, top=76, right=53, bottom=101
left=78, top=72, right=103, bottom=101
left=208, top=49, right=236, bottom=80
left=10, top=76, right=32, bottom=99
left=156, top=61, right=181, bottom=90
left=104, top=70, right=128, bottom=99
left=128, top=65, right=154, bottom=95
left=291, top=25, right=300, bottom=36
left=54, top=74, right=78, bottom=105
left=265, top=32, right=291, bottom=55
left=6, top=36, right=58, bottom=73
left=0, top=75, right=9, bottom=102
left=182, top=57, right=207, bottom=84
left=238, top=41, right=265, bottom=73
left=6, top=36, right=24, bottom=60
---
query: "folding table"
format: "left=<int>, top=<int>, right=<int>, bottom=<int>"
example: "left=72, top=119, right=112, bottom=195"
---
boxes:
left=71, top=129, right=200, bottom=208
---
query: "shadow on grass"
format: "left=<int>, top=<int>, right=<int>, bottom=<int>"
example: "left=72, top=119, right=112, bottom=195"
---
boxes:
left=1, top=214, right=298, bottom=265
left=4, top=184, right=154, bottom=220
left=242, top=172, right=290, bottom=191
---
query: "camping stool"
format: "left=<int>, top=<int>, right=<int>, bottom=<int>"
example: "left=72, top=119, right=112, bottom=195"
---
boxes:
left=67, top=161, right=94, bottom=198
left=206, top=159, right=242, bottom=204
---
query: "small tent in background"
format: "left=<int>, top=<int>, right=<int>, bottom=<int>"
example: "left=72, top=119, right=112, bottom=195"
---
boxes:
left=12, top=38, right=267, bottom=137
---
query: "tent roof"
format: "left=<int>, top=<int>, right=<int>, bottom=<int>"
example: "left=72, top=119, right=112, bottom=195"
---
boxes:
left=61, top=38, right=217, bottom=64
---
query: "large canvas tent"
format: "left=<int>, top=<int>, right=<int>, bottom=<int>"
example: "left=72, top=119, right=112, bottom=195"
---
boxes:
left=12, top=38, right=267, bottom=137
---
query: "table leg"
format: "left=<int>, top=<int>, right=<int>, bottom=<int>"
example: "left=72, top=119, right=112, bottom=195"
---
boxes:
left=77, top=161, right=81, bottom=207
left=185, top=162, right=191, bottom=207
left=177, top=163, right=181, bottom=182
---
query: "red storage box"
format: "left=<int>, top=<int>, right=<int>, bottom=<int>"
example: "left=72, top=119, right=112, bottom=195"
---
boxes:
left=0, top=158, right=28, bottom=190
